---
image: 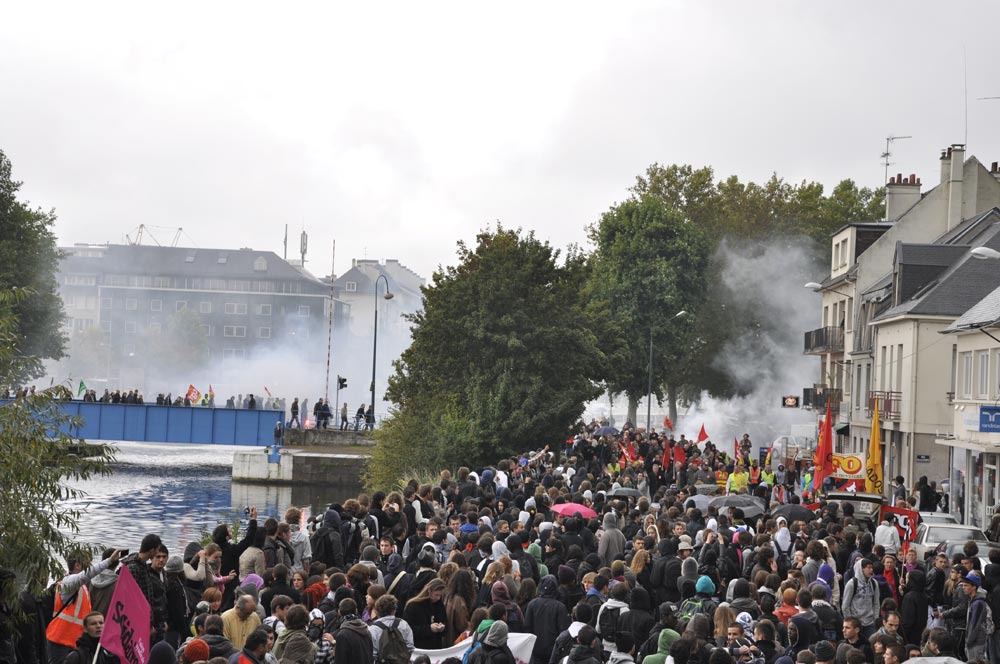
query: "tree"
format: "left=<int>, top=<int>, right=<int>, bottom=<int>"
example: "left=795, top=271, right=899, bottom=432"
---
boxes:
left=587, top=196, right=711, bottom=424
left=366, top=226, right=604, bottom=490
left=0, top=150, right=66, bottom=383
left=0, top=288, right=115, bottom=595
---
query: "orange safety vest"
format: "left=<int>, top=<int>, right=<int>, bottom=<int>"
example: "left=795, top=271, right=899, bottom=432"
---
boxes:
left=715, top=471, right=729, bottom=489
left=46, top=583, right=91, bottom=647
left=749, top=467, right=761, bottom=484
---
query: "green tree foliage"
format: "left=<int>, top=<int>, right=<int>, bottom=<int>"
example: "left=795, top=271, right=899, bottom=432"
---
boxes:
left=0, top=150, right=66, bottom=383
left=366, top=226, right=604, bottom=490
left=600, top=163, right=884, bottom=414
left=0, top=288, right=115, bottom=594
left=587, top=196, right=710, bottom=423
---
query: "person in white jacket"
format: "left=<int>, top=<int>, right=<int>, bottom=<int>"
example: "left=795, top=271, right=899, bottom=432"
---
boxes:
left=284, top=507, right=312, bottom=573
left=874, top=517, right=901, bottom=556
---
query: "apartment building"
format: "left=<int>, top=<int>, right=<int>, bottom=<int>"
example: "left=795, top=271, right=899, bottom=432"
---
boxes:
left=58, top=244, right=349, bottom=389
left=806, top=145, right=1000, bottom=493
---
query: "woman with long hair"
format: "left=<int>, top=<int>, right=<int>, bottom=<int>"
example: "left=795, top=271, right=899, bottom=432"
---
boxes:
left=403, top=578, right=447, bottom=650
left=682, top=613, right=714, bottom=664
left=712, top=606, right=737, bottom=647
left=478, top=562, right=505, bottom=607
left=630, top=549, right=652, bottom=591
left=444, top=569, right=477, bottom=645
left=514, top=578, right=536, bottom=615
left=291, top=571, right=308, bottom=595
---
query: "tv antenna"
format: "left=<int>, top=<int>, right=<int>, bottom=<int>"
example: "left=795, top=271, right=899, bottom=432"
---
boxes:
left=882, top=135, right=912, bottom=185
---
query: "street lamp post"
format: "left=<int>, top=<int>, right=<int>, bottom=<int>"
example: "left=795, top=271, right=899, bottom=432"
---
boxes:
left=646, top=310, right=687, bottom=436
left=370, top=274, right=394, bottom=431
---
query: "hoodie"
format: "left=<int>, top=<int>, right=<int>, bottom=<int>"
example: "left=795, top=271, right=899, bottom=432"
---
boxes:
left=598, top=512, right=626, bottom=567
left=841, top=558, right=879, bottom=627
left=286, top=524, right=312, bottom=572
left=525, top=576, right=570, bottom=659
left=596, top=598, right=630, bottom=653
left=641, top=628, right=680, bottom=664
left=899, top=568, right=928, bottom=646
left=89, top=567, right=120, bottom=617
left=678, top=557, right=699, bottom=599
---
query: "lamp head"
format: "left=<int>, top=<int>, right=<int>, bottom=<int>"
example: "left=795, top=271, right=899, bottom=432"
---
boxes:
left=970, top=247, right=1000, bottom=260
left=383, top=292, right=395, bottom=300
left=804, top=282, right=823, bottom=290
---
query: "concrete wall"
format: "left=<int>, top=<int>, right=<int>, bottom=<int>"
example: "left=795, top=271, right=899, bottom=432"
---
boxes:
left=283, top=429, right=375, bottom=447
left=232, top=449, right=370, bottom=486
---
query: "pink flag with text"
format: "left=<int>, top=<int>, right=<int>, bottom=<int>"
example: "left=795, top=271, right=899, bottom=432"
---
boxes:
left=99, top=564, right=151, bottom=664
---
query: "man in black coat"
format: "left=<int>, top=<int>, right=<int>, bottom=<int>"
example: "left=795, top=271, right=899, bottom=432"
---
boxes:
left=333, top=599, right=373, bottom=664
left=524, top=576, right=570, bottom=664
left=650, top=539, right=682, bottom=605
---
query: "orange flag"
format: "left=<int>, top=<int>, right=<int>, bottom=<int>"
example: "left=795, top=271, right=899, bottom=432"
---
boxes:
left=813, top=403, right=835, bottom=489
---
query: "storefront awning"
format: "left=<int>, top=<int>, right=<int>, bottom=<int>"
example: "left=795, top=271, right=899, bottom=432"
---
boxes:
left=834, top=422, right=850, bottom=434
left=934, top=437, right=1000, bottom=453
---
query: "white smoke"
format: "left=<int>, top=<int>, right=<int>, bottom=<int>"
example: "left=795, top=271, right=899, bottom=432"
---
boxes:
left=677, top=238, right=820, bottom=450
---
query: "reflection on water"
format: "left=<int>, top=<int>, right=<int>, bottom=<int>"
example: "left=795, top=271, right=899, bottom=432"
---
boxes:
left=64, top=442, right=364, bottom=552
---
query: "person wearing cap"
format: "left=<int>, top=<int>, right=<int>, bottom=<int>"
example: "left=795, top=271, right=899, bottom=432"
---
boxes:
left=961, top=571, right=989, bottom=661
left=183, top=638, right=211, bottom=664
left=164, top=554, right=191, bottom=648
left=811, top=639, right=835, bottom=664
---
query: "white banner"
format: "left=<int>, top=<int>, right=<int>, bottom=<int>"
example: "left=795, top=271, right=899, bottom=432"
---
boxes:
left=413, top=632, right=537, bottom=664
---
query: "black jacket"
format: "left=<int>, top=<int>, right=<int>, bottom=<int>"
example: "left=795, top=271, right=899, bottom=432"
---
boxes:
left=333, top=618, right=373, bottom=664
left=63, top=633, right=120, bottom=664
left=524, top=577, right=570, bottom=660
left=202, top=634, right=238, bottom=659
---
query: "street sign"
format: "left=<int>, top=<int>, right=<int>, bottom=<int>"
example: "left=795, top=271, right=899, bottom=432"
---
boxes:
left=782, top=396, right=800, bottom=408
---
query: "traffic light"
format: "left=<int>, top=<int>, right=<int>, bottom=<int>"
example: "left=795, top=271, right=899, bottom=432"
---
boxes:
left=337, top=376, right=347, bottom=389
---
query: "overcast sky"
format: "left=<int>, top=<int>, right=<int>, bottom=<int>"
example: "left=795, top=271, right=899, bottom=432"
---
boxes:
left=3, top=1, right=999, bottom=282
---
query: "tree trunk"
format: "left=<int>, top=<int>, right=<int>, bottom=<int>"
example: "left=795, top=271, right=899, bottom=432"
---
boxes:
left=667, top=383, right=679, bottom=427
left=627, top=394, right=638, bottom=427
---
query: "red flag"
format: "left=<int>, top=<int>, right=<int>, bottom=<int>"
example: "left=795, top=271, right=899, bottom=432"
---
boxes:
left=100, top=564, right=151, bottom=664
left=625, top=440, right=637, bottom=461
left=813, top=403, right=835, bottom=489
left=673, top=443, right=686, bottom=465
left=734, top=437, right=739, bottom=458
left=663, top=416, right=674, bottom=431
left=697, top=424, right=709, bottom=444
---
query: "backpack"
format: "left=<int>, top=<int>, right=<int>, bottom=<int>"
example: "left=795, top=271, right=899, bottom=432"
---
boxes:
left=597, top=605, right=622, bottom=640
left=973, top=597, right=995, bottom=637
left=677, top=597, right=706, bottom=623
left=310, top=526, right=343, bottom=567
left=38, top=584, right=79, bottom=631
left=551, top=631, right=575, bottom=664
left=376, top=618, right=410, bottom=664
left=461, top=630, right=484, bottom=664
left=772, top=537, right=793, bottom=575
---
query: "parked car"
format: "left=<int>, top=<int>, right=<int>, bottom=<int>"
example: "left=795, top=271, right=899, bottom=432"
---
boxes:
left=911, top=523, right=989, bottom=561
left=933, top=539, right=1000, bottom=570
left=825, top=491, right=883, bottom=532
left=919, top=512, right=958, bottom=525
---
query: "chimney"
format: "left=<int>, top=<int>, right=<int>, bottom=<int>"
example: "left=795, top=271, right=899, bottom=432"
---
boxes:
left=886, top=172, right=921, bottom=221
left=992, top=161, right=1000, bottom=184
left=947, top=143, right=965, bottom=231
left=940, top=148, right=951, bottom=184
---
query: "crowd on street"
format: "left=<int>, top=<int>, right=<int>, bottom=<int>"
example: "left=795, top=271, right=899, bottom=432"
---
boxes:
left=2, top=419, right=998, bottom=664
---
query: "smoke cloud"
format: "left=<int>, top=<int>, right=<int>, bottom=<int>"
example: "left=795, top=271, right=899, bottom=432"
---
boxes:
left=681, top=238, right=820, bottom=450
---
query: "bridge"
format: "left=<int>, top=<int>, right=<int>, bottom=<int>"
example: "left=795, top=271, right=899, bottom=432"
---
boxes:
left=50, top=401, right=284, bottom=446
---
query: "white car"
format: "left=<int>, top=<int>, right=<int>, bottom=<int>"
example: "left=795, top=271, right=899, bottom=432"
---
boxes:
left=911, top=523, right=989, bottom=561
left=918, top=512, right=958, bottom=525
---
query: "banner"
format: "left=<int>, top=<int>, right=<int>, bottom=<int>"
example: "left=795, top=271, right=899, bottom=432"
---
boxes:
left=867, top=402, right=884, bottom=494
left=881, top=504, right=919, bottom=545
left=185, top=384, right=201, bottom=404
left=414, top=632, right=536, bottom=664
left=99, top=565, right=151, bottom=664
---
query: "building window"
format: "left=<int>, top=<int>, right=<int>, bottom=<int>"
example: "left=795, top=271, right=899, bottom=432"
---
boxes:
left=125, top=298, right=137, bottom=311
left=346, top=281, right=357, bottom=292
left=201, top=324, right=212, bottom=337
left=176, top=301, right=188, bottom=312
left=125, top=321, right=136, bottom=334
left=254, top=257, right=267, bottom=272
left=258, top=327, right=271, bottom=339
left=217, top=252, right=228, bottom=264
left=258, top=304, right=272, bottom=316
left=149, top=322, right=162, bottom=334
left=101, top=297, right=112, bottom=310
left=64, top=275, right=97, bottom=286
left=225, top=303, right=247, bottom=315
left=298, top=306, right=310, bottom=316
left=150, top=299, right=162, bottom=312
left=223, top=325, right=246, bottom=337
left=223, top=348, right=246, bottom=360
left=962, top=352, right=974, bottom=398
left=978, top=351, right=990, bottom=399
left=199, top=302, right=211, bottom=314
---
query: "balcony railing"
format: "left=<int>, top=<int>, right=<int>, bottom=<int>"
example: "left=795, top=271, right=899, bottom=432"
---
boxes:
left=802, top=387, right=842, bottom=417
left=804, top=326, right=844, bottom=354
left=866, top=390, right=901, bottom=421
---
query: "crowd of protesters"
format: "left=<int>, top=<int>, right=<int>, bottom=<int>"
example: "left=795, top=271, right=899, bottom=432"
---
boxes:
left=3, top=419, right=999, bottom=664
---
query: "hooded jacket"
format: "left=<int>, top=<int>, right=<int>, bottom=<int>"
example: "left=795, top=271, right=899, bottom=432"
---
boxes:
left=596, top=597, right=630, bottom=653
left=598, top=513, right=626, bottom=567
left=286, top=525, right=312, bottom=572
left=524, top=576, right=570, bottom=660
left=899, top=568, right=928, bottom=643
left=88, top=567, right=120, bottom=617
left=678, top=557, right=699, bottom=600
left=640, top=628, right=680, bottom=664
left=333, top=617, right=373, bottom=664
left=618, top=587, right=655, bottom=649
left=478, top=621, right=516, bottom=664
left=841, top=558, right=879, bottom=626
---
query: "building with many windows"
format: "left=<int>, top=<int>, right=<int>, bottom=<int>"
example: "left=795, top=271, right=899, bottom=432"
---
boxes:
left=805, top=145, right=1000, bottom=492
left=57, top=244, right=349, bottom=392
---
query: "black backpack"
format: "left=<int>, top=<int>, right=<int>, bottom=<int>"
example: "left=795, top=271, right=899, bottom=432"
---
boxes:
left=376, top=618, right=409, bottom=664
left=597, top=605, right=622, bottom=640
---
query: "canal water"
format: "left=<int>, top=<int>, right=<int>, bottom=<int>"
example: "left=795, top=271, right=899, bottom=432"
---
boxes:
left=64, top=442, right=364, bottom=553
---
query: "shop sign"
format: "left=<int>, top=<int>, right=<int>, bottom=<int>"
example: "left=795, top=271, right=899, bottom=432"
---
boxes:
left=980, top=405, right=1000, bottom=433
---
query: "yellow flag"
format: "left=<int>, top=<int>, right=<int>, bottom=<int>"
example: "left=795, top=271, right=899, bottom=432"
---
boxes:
left=866, top=401, right=883, bottom=494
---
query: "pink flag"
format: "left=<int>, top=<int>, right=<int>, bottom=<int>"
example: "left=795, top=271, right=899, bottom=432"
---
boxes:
left=100, top=565, right=151, bottom=664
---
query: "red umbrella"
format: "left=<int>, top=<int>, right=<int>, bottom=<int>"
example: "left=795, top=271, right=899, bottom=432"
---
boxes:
left=550, top=502, right=598, bottom=519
